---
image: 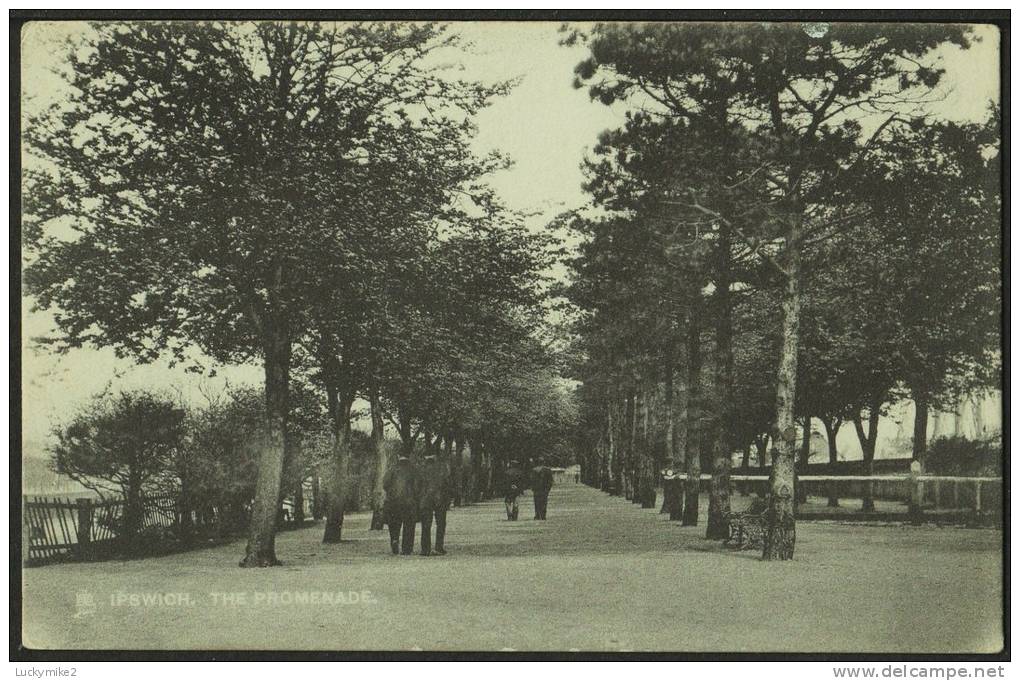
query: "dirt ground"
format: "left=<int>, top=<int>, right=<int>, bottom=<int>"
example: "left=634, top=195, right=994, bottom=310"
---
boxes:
left=21, top=482, right=1003, bottom=653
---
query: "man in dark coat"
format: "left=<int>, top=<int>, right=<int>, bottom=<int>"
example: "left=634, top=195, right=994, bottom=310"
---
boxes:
left=418, top=453, right=451, bottom=556
left=661, top=467, right=684, bottom=521
left=504, top=460, right=525, bottom=521
left=383, top=454, right=421, bottom=555
left=530, top=459, right=554, bottom=520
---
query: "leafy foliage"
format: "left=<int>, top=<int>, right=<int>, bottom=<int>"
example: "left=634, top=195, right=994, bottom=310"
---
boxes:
left=925, top=436, right=1001, bottom=477
left=51, top=390, right=186, bottom=501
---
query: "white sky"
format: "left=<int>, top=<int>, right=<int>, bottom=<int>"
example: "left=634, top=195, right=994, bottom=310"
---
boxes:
left=19, top=21, right=1001, bottom=446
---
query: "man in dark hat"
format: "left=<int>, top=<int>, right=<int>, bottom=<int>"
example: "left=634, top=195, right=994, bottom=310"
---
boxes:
left=530, top=457, right=554, bottom=520
left=418, top=452, right=452, bottom=556
left=504, top=460, right=525, bottom=521
left=383, top=453, right=421, bottom=555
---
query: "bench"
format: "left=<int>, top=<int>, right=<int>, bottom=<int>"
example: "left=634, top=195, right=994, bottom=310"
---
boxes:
left=723, top=497, right=768, bottom=550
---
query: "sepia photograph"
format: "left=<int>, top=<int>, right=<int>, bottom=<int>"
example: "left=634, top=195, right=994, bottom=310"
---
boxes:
left=13, top=11, right=1006, bottom=659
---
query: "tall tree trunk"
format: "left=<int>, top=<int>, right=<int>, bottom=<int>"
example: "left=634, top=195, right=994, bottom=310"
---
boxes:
left=969, top=393, right=985, bottom=440
left=707, top=232, right=734, bottom=539
left=625, top=391, right=636, bottom=502
left=638, top=386, right=646, bottom=505
left=912, top=391, right=929, bottom=464
left=293, top=479, right=305, bottom=524
left=596, top=427, right=606, bottom=489
left=311, top=473, right=322, bottom=520
left=124, top=466, right=143, bottom=547
left=452, top=434, right=465, bottom=507
left=632, top=388, right=643, bottom=505
left=738, top=446, right=751, bottom=496
left=682, top=303, right=703, bottom=527
left=661, top=359, right=678, bottom=515
left=823, top=417, right=842, bottom=507
left=369, top=387, right=387, bottom=530
left=241, top=323, right=290, bottom=567
left=470, top=437, right=482, bottom=502
left=670, top=378, right=689, bottom=521
left=763, top=215, right=802, bottom=561
left=795, top=416, right=811, bottom=508
left=177, top=468, right=194, bottom=545
left=639, top=385, right=655, bottom=508
left=675, top=377, right=689, bottom=460
left=397, top=406, right=415, bottom=458
left=930, top=412, right=942, bottom=442
left=322, top=383, right=352, bottom=544
left=278, top=429, right=298, bottom=523
left=586, top=440, right=595, bottom=487
left=606, top=397, right=618, bottom=494
left=853, top=404, right=881, bottom=513
left=756, top=434, right=769, bottom=471
left=664, top=357, right=676, bottom=464
left=484, top=439, right=495, bottom=499
left=909, top=391, right=928, bottom=519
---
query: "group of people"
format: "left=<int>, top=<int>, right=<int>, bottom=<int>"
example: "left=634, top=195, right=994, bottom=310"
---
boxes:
left=382, top=452, right=451, bottom=556
left=380, top=454, right=556, bottom=556
left=502, top=459, right=555, bottom=522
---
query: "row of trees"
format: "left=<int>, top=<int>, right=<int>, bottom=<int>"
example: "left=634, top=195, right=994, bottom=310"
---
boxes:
left=52, top=369, right=579, bottom=547
left=48, top=385, right=447, bottom=543
left=562, top=23, right=1000, bottom=559
left=26, top=21, right=576, bottom=567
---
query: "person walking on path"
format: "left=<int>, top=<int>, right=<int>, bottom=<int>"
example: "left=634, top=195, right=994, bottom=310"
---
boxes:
left=504, top=460, right=526, bottom=521
left=383, top=454, right=421, bottom=555
left=531, top=458, right=554, bottom=520
left=419, top=453, right=452, bottom=556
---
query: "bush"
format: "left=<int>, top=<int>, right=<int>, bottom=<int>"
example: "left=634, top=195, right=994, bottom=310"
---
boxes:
left=925, top=436, right=1001, bottom=476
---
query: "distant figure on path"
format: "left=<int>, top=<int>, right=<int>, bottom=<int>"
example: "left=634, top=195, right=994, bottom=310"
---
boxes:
left=383, top=454, right=421, bottom=555
left=504, top=460, right=526, bottom=521
left=419, top=453, right=451, bottom=556
left=661, top=467, right=684, bottom=520
left=530, top=459, right=554, bottom=520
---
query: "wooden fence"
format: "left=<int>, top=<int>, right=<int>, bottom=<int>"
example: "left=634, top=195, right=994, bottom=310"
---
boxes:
left=22, top=493, right=240, bottom=565
left=719, top=474, right=1003, bottom=520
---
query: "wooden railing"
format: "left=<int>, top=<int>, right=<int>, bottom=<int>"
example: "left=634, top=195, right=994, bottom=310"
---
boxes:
left=702, top=474, right=1003, bottom=516
left=22, top=492, right=319, bottom=566
left=22, top=493, right=233, bottom=565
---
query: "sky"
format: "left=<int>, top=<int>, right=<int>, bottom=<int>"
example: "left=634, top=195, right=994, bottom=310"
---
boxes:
left=19, top=21, right=1001, bottom=447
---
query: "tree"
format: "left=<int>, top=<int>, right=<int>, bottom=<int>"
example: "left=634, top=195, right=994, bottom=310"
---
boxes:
left=297, top=105, right=511, bottom=541
left=571, top=22, right=973, bottom=559
left=562, top=207, right=689, bottom=506
left=863, top=115, right=1002, bottom=466
left=571, top=100, right=784, bottom=532
left=24, top=21, right=505, bottom=566
left=731, top=287, right=780, bottom=474
left=376, top=216, right=555, bottom=466
left=51, top=390, right=185, bottom=540
left=794, top=113, right=1000, bottom=510
left=183, top=387, right=264, bottom=532
left=798, top=222, right=903, bottom=510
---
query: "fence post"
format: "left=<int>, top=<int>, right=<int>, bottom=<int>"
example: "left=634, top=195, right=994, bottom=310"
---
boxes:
left=974, top=481, right=982, bottom=515
left=76, top=498, right=93, bottom=560
left=909, top=461, right=923, bottom=525
left=21, top=498, right=30, bottom=565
